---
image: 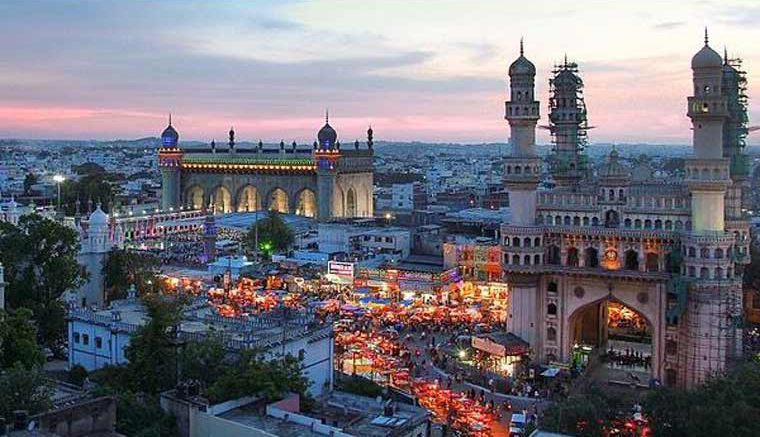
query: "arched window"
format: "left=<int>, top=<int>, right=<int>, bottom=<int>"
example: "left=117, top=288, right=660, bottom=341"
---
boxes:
left=513, top=237, right=520, bottom=247
left=547, top=303, right=558, bottom=316
left=564, top=216, right=571, bottom=226
left=700, top=267, right=709, bottom=279
left=534, top=254, right=541, bottom=265
left=592, top=217, right=599, bottom=226
left=654, top=219, right=662, bottom=229
left=688, top=247, right=696, bottom=257
left=645, top=253, right=659, bottom=272
left=524, top=255, right=531, bottom=265
left=548, top=281, right=558, bottom=293
left=547, top=327, right=557, bottom=342
left=688, top=266, right=696, bottom=277
left=714, top=248, right=724, bottom=259
left=534, top=237, right=541, bottom=247
left=555, top=215, right=562, bottom=225
left=504, top=253, right=510, bottom=264
left=584, top=247, right=599, bottom=268
left=624, top=218, right=632, bottom=228
left=573, top=216, right=580, bottom=226
left=512, top=254, right=520, bottom=265
left=700, top=247, right=710, bottom=258
left=619, top=189, right=624, bottom=200
left=624, top=249, right=639, bottom=270
left=635, top=219, right=642, bottom=229
left=536, top=215, right=544, bottom=225
left=605, top=210, right=620, bottom=228
left=547, top=246, right=561, bottom=265
left=609, top=189, right=615, bottom=200
left=714, top=267, right=723, bottom=280
left=583, top=217, right=590, bottom=226
left=567, top=247, right=579, bottom=267
left=665, top=220, right=673, bottom=230
left=524, top=237, right=531, bottom=247
left=644, top=219, right=652, bottom=229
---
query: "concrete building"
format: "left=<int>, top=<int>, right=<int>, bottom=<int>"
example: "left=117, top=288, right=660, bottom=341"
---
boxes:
left=72, top=205, right=124, bottom=307
left=158, top=115, right=374, bottom=221
left=317, top=223, right=411, bottom=261
left=495, top=34, right=750, bottom=388
left=67, top=295, right=333, bottom=396
left=390, top=182, right=427, bottom=211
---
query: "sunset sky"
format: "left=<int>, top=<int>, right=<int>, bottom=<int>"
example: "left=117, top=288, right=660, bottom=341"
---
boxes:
left=1, top=0, right=760, bottom=144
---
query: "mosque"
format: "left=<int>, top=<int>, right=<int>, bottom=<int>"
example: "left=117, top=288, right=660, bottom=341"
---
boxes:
left=500, top=32, right=751, bottom=387
left=157, top=115, right=374, bottom=221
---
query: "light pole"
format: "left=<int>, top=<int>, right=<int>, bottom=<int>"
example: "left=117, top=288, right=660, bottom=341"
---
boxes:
left=53, top=174, right=65, bottom=211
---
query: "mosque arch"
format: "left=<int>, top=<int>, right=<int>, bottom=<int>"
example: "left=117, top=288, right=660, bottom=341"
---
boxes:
left=211, top=185, right=232, bottom=213
left=295, top=188, right=317, bottom=218
left=236, top=185, right=260, bottom=212
left=186, top=186, right=205, bottom=210
left=267, top=188, right=290, bottom=213
left=346, top=187, right=357, bottom=217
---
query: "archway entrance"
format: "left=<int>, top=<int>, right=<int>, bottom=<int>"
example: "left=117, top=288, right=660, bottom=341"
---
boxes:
left=187, top=186, right=204, bottom=210
left=268, top=188, right=289, bottom=214
left=212, top=186, right=231, bottom=213
left=569, top=299, right=652, bottom=380
left=237, top=185, right=259, bottom=212
left=295, top=189, right=316, bottom=217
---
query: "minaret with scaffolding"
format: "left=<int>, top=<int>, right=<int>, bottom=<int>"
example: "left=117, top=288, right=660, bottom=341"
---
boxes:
left=546, top=56, right=590, bottom=188
left=678, top=30, right=743, bottom=387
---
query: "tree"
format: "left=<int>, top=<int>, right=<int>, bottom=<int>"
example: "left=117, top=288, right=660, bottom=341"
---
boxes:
left=60, top=172, right=122, bottom=215
left=243, top=210, right=294, bottom=256
left=23, top=172, right=38, bottom=194
left=102, top=248, right=161, bottom=302
left=644, top=359, right=760, bottom=437
left=0, top=363, right=53, bottom=419
left=0, top=308, right=44, bottom=369
left=180, top=336, right=228, bottom=389
left=743, top=229, right=760, bottom=291
left=538, top=381, right=630, bottom=437
left=123, top=294, right=186, bottom=395
left=0, top=214, right=86, bottom=349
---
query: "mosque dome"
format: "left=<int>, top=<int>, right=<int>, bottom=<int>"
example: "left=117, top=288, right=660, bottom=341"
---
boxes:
left=599, top=149, right=630, bottom=180
left=161, top=124, right=179, bottom=147
left=691, top=44, right=722, bottom=69
left=318, top=121, right=338, bottom=149
left=89, top=205, right=108, bottom=226
left=509, top=55, right=536, bottom=76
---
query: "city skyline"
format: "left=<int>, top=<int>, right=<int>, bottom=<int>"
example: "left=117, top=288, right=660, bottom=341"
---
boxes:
left=2, top=0, right=760, bottom=144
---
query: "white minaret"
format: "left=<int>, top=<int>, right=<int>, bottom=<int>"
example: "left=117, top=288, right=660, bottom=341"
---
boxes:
left=686, top=29, right=729, bottom=232
left=504, top=39, right=541, bottom=225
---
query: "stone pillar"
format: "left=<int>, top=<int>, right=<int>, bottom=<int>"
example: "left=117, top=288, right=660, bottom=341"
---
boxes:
left=161, top=168, right=180, bottom=211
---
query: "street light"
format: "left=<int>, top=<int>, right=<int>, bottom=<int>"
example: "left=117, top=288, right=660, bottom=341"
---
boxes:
left=53, top=175, right=65, bottom=211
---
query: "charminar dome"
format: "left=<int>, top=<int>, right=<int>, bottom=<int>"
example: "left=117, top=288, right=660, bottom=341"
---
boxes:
left=691, top=29, right=722, bottom=69
left=509, top=39, right=536, bottom=76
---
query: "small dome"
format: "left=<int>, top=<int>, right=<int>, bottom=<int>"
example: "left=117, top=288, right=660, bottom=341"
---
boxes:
left=691, top=44, right=722, bottom=69
left=318, top=122, right=337, bottom=149
left=89, top=205, right=108, bottom=225
left=509, top=55, right=536, bottom=76
left=599, top=149, right=630, bottom=180
left=161, top=124, right=179, bottom=147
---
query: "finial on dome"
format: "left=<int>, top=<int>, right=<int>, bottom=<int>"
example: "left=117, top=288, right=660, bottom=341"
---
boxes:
left=724, top=46, right=728, bottom=64
left=325, top=109, right=329, bottom=124
left=168, top=112, right=172, bottom=126
left=704, top=27, right=709, bottom=45
left=564, top=53, right=568, bottom=66
left=520, top=37, right=524, bottom=56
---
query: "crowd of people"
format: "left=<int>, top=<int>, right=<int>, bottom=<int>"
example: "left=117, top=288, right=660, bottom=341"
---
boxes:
left=603, top=347, right=652, bottom=372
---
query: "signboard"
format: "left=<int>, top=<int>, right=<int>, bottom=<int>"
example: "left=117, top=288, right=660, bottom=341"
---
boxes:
left=328, top=261, right=355, bottom=278
left=472, top=336, right=506, bottom=357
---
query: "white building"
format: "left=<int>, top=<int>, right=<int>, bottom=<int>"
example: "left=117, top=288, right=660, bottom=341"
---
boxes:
left=73, top=206, right=124, bottom=307
left=317, top=223, right=411, bottom=261
left=67, top=295, right=334, bottom=396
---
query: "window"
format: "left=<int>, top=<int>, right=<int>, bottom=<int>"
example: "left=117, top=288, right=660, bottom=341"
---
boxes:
left=513, top=237, right=520, bottom=247
left=547, top=303, right=558, bottom=316
left=74, top=333, right=80, bottom=344
left=688, top=247, right=696, bottom=258
left=714, top=248, right=724, bottom=259
left=547, top=327, right=557, bottom=342
left=83, top=334, right=89, bottom=346
left=512, top=255, right=520, bottom=265
left=624, top=218, right=632, bottom=228
left=534, top=254, right=541, bottom=265
left=700, top=247, right=710, bottom=258
left=95, top=337, right=102, bottom=349
left=583, top=217, right=590, bottom=226
left=524, top=237, right=531, bottom=247
left=592, top=217, right=599, bottom=226
left=700, top=268, right=709, bottom=279
left=644, top=219, right=652, bottom=229
left=566, top=247, right=579, bottom=267
left=548, top=281, right=558, bottom=293
left=524, top=255, right=531, bottom=265
left=534, top=237, right=541, bottom=247
left=665, top=220, right=673, bottom=230
left=688, top=266, right=696, bottom=277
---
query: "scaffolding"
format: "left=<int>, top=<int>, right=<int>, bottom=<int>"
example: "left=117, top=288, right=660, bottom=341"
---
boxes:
left=722, top=54, right=750, bottom=177
left=546, top=58, right=591, bottom=181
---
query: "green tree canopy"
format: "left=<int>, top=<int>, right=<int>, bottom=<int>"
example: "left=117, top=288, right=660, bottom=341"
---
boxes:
left=102, top=248, right=162, bottom=302
left=243, top=210, right=294, bottom=256
left=538, top=381, right=630, bottom=437
left=60, top=172, right=123, bottom=215
left=644, top=359, right=760, bottom=437
left=0, top=308, right=44, bottom=369
left=0, top=363, right=53, bottom=419
left=123, top=294, right=186, bottom=395
left=0, top=214, right=86, bottom=348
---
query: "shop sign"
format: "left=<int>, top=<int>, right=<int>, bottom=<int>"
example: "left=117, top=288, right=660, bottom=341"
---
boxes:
left=472, top=336, right=506, bottom=357
left=328, top=261, right=354, bottom=278
left=398, top=270, right=433, bottom=282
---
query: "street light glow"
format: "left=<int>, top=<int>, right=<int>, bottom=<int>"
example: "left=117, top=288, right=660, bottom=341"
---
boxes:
left=53, top=174, right=66, bottom=183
